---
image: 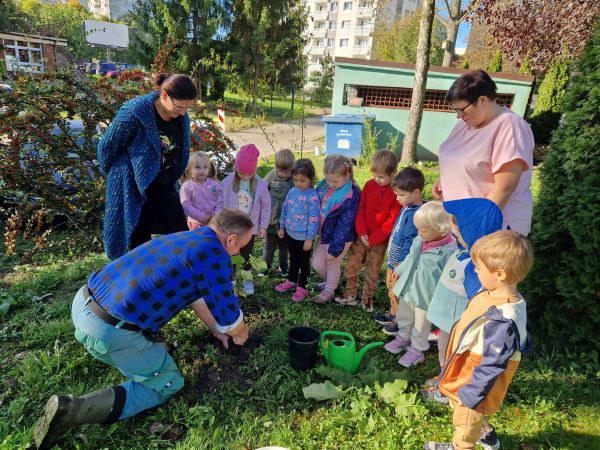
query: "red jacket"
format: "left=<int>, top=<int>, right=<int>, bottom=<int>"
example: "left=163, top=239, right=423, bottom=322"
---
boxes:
left=355, top=179, right=401, bottom=247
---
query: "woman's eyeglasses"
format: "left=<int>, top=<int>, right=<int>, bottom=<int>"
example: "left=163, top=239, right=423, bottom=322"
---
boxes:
left=451, top=101, right=474, bottom=116
left=169, top=95, right=190, bottom=112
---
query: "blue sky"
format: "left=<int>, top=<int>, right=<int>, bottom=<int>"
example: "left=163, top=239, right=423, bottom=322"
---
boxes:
left=456, top=21, right=470, bottom=48
left=435, top=0, right=472, bottom=48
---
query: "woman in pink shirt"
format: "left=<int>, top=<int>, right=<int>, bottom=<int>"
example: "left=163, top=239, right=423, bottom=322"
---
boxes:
left=433, top=70, right=534, bottom=235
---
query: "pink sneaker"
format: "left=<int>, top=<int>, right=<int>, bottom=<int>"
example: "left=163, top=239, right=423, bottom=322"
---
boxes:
left=384, top=336, right=411, bottom=354
left=292, top=286, right=308, bottom=302
left=313, top=289, right=335, bottom=304
left=398, top=347, right=425, bottom=367
left=315, top=281, right=327, bottom=291
left=275, top=280, right=297, bottom=293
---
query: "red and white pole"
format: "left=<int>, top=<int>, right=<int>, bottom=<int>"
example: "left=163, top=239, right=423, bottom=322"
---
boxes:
left=218, top=104, right=225, bottom=132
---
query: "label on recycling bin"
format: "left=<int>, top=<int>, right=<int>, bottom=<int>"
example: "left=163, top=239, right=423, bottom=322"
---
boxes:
left=337, top=139, right=350, bottom=149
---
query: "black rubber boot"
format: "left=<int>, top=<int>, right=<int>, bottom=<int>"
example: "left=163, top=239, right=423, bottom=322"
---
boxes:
left=35, top=386, right=125, bottom=449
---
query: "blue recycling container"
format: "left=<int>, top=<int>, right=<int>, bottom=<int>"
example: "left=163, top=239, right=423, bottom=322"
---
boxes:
left=321, top=114, right=375, bottom=158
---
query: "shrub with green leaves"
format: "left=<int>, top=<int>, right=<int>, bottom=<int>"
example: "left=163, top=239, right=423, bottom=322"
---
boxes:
left=528, top=59, right=571, bottom=145
left=0, top=69, right=234, bottom=257
left=488, top=49, right=503, bottom=72
left=523, top=21, right=600, bottom=352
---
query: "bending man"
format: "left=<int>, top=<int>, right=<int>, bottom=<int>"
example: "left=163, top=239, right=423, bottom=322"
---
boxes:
left=34, top=209, right=252, bottom=449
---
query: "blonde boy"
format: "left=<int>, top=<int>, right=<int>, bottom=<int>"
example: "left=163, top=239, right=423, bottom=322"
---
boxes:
left=425, top=230, right=534, bottom=450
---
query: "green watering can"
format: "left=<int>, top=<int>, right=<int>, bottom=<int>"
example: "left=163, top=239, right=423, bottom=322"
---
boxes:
left=320, top=331, right=384, bottom=374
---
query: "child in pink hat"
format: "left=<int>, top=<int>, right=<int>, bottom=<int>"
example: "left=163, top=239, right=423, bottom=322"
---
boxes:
left=218, top=144, right=271, bottom=295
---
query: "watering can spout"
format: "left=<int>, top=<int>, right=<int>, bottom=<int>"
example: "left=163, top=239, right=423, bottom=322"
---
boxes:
left=355, top=341, right=384, bottom=369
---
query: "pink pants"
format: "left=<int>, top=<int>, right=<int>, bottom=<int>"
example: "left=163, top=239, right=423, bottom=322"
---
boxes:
left=311, top=242, right=352, bottom=291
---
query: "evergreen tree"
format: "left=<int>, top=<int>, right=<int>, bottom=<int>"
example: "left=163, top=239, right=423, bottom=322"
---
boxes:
left=523, top=21, right=600, bottom=351
left=228, top=0, right=307, bottom=111
left=487, top=49, right=503, bottom=72
left=528, top=60, right=570, bottom=144
left=128, top=0, right=232, bottom=95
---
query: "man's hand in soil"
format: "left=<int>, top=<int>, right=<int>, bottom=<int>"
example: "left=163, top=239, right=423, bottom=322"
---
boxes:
left=212, top=329, right=230, bottom=349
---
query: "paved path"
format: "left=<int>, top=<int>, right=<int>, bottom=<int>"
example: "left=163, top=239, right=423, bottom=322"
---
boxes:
left=225, top=115, right=326, bottom=157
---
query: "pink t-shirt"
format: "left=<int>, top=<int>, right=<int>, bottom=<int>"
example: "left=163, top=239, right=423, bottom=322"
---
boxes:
left=439, top=108, right=534, bottom=235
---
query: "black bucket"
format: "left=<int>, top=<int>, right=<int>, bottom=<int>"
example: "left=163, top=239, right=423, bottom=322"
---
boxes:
left=288, top=326, right=320, bottom=371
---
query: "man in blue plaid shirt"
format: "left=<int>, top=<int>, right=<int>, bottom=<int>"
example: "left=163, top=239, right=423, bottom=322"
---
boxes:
left=35, top=209, right=253, bottom=449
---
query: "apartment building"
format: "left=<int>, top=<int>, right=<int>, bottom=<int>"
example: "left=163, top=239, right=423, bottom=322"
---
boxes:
left=86, top=0, right=133, bottom=19
left=305, top=0, right=420, bottom=74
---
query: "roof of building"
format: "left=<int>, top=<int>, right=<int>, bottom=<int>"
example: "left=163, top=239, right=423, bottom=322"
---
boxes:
left=0, top=31, right=68, bottom=46
left=335, top=57, right=535, bottom=83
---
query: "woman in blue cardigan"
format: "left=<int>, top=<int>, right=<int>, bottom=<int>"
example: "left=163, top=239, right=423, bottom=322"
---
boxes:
left=98, top=74, right=197, bottom=260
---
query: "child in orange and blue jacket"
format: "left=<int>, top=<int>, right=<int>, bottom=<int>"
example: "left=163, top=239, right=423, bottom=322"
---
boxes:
left=424, top=229, right=534, bottom=450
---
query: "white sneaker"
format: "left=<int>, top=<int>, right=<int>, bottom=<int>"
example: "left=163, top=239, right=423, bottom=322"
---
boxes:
left=243, top=281, right=255, bottom=295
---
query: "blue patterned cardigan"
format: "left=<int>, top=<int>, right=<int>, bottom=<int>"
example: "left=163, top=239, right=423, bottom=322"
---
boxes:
left=98, top=92, right=191, bottom=260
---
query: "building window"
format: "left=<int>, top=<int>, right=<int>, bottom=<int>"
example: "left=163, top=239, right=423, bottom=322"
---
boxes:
left=341, top=20, right=351, bottom=29
left=316, top=4, right=327, bottom=11
left=311, top=56, right=323, bottom=64
left=327, top=38, right=335, bottom=48
left=2, top=39, right=44, bottom=73
left=343, top=2, right=352, bottom=11
left=314, top=39, right=324, bottom=47
left=328, top=21, right=336, bottom=29
left=330, top=2, right=338, bottom=11
left=355, top=38, right=369, bottom=47
left=339, top=38, right=349, bottom=47
left=344, top=85, right=515, bottom=111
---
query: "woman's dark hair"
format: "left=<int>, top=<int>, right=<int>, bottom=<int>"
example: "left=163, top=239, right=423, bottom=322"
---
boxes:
left=446, top=69, right=497, bottom=103
left=153, top=73, right=198, bottom=100
left=292, top=158, right=316, bottom=183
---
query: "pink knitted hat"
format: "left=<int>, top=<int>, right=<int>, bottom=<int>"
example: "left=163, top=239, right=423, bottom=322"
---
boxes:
left=235, top=144, right=260, bottom=175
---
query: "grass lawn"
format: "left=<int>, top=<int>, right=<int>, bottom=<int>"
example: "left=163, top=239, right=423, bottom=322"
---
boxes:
left=202, top=91, right=330, bottom=132
left=0, top=162, right=593, bottom=450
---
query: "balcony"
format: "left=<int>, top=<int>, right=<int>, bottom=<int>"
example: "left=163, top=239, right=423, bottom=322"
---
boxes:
left=311, top=46, right=326, bottom=55
left=354, top=25, right=373, bottom=36
left=312, top=10, right=328, bottom=21
left=356, top=7, right=373, bottom=18
left=352, top=46, right=371, bottom=57
left=312, top=28, right=327, bottom=38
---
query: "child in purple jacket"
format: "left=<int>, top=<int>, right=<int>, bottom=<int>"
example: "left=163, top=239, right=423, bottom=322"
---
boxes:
left=179, top=152, right=220, bottom=230
left=218, top=144, right=271, bottom=295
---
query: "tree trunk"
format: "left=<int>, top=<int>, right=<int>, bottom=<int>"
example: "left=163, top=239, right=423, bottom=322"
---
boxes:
left=401, top=0, right=435, bottom=163
left=291, top=87, right=295, bottom=110
left=442, top=0, right=461, bottom=67
left=252, top=62, right=259, bottom=112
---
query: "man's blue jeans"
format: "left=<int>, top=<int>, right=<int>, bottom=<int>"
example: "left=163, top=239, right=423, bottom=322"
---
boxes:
left=71, top=287, right=184, bottom=419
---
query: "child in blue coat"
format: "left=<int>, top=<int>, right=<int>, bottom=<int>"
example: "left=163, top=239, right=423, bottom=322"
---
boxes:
left=311, top=155, right=360, bottom=304
left=427, top=198, right=504, bottom=368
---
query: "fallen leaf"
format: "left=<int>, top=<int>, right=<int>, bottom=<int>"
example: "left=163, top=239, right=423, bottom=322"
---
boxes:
left=302, top=381, right=345, bottom=401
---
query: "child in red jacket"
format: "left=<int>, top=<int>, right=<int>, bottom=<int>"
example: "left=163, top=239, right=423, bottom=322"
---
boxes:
left=335, top=150, right=401, bottom=311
